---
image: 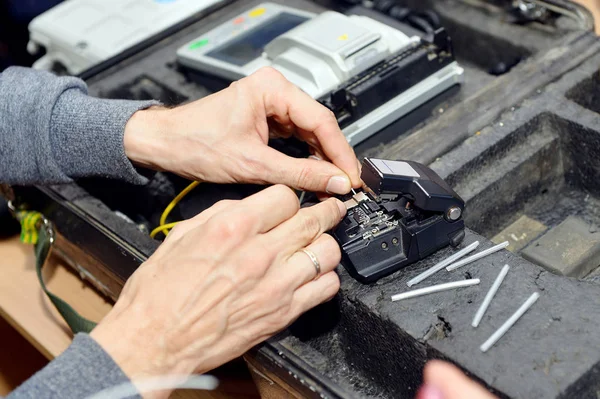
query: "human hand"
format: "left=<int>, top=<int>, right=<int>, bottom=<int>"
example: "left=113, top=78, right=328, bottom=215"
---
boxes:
left=123, top=67, right=361, bottom=195
left=417, top=360, right=498, bottom=399
left=90, top=184, right=345, bottom=398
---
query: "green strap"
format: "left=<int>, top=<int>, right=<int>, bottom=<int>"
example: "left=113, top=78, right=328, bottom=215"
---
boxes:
left=18, top=211, right=98, bottom=334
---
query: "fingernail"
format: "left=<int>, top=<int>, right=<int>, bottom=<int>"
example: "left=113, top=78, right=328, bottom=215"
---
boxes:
left=309, top=155, right=322, bottom=161
left=326, top=176, right=351, bottom=195
left=416, top=384, right=444, bottom=399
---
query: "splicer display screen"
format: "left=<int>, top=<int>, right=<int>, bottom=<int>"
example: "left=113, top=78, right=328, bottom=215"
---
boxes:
left=207, top=13, right=308, bottom=66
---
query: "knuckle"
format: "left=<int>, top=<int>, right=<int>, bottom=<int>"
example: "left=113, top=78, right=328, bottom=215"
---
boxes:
left=294, top=165, right=314, bottom=188
left=325, top=198, right=343, bottom=221
left=317, top=198, right=342, bottom=230
left=270, top=183, right=293, bottom=198
left=213, top=199, right=236, bottom=211
left=256, top=66, right=284, bottom=81
left=227, top=80, right=240, bottom=90
left=297, top=211, right=322, bottom=241
left=238, top=262, right=263, bottom=282
left=166, top=221, right=188, bottom=240
left=318, top=108, right=337, bottom=126
left=305, top=136, right=319, bottom=148
left=269, top=184, right=300, bottom=210
left=237, top=244, right=272, bottom=278
left=266, top=284, right=288, bottom=305
left=254, top=289, right=293, bottom=330
left=263, top=315, right=287, bottom=335
left=235, top=239, right=277, bottom=279
left=234, top=212, right=257, bottom=231
left=273, top=302, right=294, bottom=324
left=247, top=163, right=268, bottom=182
left=262, top=291, right=294, bottom=326
left=326, top=109, right=336, bottom=121
left=322, top=234, right=342, bottom=262
left=212, top=218, right=242, bottom=239
left=208, top=204, right=258, bottom=239
left=238, top=153, right=269, bottom=183
left=326, top=273, right=341, bottom=296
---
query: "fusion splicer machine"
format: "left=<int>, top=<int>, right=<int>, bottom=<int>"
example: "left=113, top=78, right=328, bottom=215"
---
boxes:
left=177, top=3, right=464, bottom=146
left=333, top=158, right=466, bottom=283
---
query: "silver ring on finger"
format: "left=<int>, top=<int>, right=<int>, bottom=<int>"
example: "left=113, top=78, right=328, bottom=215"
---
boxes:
left=301, top=249, right=321, bottom=280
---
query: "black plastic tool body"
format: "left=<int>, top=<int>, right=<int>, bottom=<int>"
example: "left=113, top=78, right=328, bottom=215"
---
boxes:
left=334, top=158, right=465, bottom=283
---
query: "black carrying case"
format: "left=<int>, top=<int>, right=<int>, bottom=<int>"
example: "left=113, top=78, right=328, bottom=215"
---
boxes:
left=8, top=0, right=600, bottom=397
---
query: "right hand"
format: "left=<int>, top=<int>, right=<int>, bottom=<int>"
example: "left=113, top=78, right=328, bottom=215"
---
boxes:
left=90, top=185, right=346, bottom=397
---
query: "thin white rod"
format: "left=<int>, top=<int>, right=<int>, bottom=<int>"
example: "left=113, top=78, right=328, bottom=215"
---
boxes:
left=472, top=264, right=510, bottom=328
left=406, top=241, right=480, bottom=287
left=392, top=279, right=480, bottom=302
left=446, top=241, right=509, bottom=271
left=86, top=375, right=219, bottom=399
left=480, top=292, right=540, bottom=353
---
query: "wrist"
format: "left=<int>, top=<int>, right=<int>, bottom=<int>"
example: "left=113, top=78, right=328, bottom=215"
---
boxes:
left=90, top=302, right=198, bottom=398
left=123, top=106, right=171, bottom=171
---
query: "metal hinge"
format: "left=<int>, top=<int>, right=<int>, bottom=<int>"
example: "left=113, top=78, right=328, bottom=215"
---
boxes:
left=512, top=0, right=549, bottom=21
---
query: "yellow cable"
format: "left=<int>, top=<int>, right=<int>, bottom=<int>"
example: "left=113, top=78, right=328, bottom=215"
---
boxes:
left=150, top=222, right=179, bottom=239
left=150, top=181, right=200, bottom=239
left=160, top=181, right=200, bottom=226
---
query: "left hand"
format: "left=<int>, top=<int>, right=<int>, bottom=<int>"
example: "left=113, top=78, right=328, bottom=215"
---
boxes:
left=123, top=67, right=362, bottom=195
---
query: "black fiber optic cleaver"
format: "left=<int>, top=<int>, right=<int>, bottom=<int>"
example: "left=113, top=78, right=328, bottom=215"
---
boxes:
left=333, top=158, right=466, bottom=283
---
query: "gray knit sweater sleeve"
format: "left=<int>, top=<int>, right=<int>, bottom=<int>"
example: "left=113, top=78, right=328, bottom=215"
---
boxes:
left=0, top=66, right=158, bottom=185
left=1, top=67, right=157, bottom=397
left=6, top=334, right=140, bottom=399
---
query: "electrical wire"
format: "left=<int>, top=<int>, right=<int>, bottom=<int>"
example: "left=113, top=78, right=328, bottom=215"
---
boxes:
left=152, top=182, right=308, bottom=239
left=160, top=181, right=200, bottom=226
left=153, top=182, right=306, bottom=239
left=151, top=181, right=199, bottom=239
left=150, top=222, right=179, bottom=239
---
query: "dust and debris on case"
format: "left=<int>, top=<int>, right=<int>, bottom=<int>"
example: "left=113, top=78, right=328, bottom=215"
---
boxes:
left=392, top=240, right=540, bottom=353
left=339, top=158, right=542, bottom=354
